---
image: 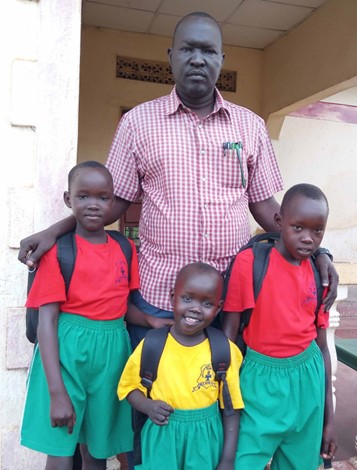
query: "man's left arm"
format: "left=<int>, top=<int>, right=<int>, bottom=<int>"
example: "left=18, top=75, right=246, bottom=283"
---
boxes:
left=313, top=252, right=339, bottom=311
left=249, top=197, right=338, bottom=309
left=249, top=196, right=280, bottom=232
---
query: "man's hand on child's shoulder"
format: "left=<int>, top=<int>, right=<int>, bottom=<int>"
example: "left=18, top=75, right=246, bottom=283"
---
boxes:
left=145, top=399, right=174, bottom=426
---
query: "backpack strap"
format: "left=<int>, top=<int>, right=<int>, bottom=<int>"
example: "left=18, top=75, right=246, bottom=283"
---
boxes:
left=236, top=233, right=278, bottom=355
left=221, top=257, right=235, bottom=302
left=240, top=231, right=280, bottom=250
left=139, top=326, right=170, bottom=397
left=25, top=232, right=76, bottom=343
left=133, top=326, right=170, bottom=466
left=252, top=240, right=275, bottom=300
left=57, top=232, right=77, bottom=294
left=26, top=271, right=40, bottom=343
left=106, top=230, right=132, bottom=282
left=309, top=258, right=324, bottom=320
left=206, top=326, right=234, bottom=416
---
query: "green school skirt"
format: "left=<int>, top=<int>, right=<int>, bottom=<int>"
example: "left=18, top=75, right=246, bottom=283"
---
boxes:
left=21, top=313, right=133, bottom=459
left=236, top=340, right=325, bottom=470
left=136, top=402, right=224, bottom=470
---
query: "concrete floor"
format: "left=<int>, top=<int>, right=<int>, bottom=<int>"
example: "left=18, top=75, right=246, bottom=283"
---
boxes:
left=327, top=311, right=357, bottom=469
left=334, top=361, right=357, bottom=461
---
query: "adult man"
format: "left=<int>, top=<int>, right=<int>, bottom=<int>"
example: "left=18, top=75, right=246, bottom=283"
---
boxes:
left=19, top=12, right=338, bottom=346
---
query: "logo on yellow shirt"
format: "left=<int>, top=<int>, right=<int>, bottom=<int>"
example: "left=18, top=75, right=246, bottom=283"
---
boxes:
left=192, top=363, right=218, bottom=392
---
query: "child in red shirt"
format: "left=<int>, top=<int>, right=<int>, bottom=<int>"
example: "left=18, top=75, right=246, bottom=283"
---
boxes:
left=222, top=183, right=337, bottom=470
left=21, top=161, right=139, bottom=469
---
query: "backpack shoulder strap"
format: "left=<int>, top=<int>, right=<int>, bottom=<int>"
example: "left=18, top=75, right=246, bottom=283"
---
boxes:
left=309, top=258, right=324, bottom=319
left=236, top=233, right=278, bottom=355
left=206, top=326, right=234, bottom=415
left=106, top=230, right=133, bottom=282
left=57, top=232, right=77, bottom=295
left=252, top=240, right=275, bottom=300
left=222, top=232, right=280, bottom=303
left=139, top=326, right=170, bottom=397
left=205, top=326, right=230, bottom=378
left=133, top=325, right=169, bottom=466
left=25, top=231, right=76, bottom=344
left=221, top=256, right=235, bottom=302
left=240, top=231, right=280, bottom=252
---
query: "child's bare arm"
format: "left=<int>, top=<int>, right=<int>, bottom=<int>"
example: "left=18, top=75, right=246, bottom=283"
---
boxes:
left=221, top=311, right=241, bottom=343
left=127, top=389, right=174, bottom=426
left=216, top=410, right=240, bottom=470
left=125, top=299, right=174, bottom=329
left=37, top=303, right=76, bottom=434
left=316, top=328, right=338, bottom=460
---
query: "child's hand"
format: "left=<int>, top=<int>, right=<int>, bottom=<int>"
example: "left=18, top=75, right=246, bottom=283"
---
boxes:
left=50, top=390, right=76, bottom=434
left=320, top=422, right=337, bottom=460
left=145, top=399, right=174, bottom=426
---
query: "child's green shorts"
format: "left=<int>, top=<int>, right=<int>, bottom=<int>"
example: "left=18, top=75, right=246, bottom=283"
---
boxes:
left=236, top=340, right=325, bottom=470
left=137, top=402, right=223, bottom=470
left=21, top=313, right=133, bottom=459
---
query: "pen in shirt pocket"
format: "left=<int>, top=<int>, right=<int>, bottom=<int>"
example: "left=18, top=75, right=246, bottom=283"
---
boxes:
left=222, top=141, right=246, bottom=188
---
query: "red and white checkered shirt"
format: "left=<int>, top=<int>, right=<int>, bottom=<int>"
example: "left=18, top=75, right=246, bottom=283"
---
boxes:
left=107, top=87, right=283, bottom=311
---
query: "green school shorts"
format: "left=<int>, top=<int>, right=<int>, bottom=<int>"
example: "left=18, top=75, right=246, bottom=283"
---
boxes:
left=21, top=313, right=133, bottom=459
left=137, top=403, right=223, bottom=470
left=236, top=341, right=325, bottom=470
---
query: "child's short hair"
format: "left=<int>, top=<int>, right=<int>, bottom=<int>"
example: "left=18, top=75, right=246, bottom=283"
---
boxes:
left=281, top=183, right=329, bottom=214
left=68, top=160, right=111, bottom=190
left=175, top=262, right=223, bottom=294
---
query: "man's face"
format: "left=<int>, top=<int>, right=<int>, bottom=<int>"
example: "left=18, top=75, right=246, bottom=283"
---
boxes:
left=168, top=17, right=225, bottom=102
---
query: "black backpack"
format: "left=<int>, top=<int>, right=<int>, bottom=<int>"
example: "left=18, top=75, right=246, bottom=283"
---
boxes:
left=222, top=232, right=324, bottom=355
left=132, top=325, right=234, bottom=465
left=26, top=230, right=133, bottom=343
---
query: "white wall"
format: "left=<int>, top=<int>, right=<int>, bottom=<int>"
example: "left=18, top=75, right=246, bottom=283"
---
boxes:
left=270, top=115, right=357, bottom=264
left=0, top=1, right=82, bottom=468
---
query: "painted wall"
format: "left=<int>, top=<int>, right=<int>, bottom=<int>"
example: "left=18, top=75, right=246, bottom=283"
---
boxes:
left=263, top=0, right=357, bottom=121
left=1, top=1, right=82, bottom=468
left=270, top=115, right=357, bottom=266
left=77, top=26, right=263, bottom=163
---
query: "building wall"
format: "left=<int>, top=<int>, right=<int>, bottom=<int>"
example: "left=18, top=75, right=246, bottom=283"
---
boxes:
left=263, top=0, right=357, bottom=120
left=271, top=115, right=357, bottom=265
left=0, top=1, right=81, bottom=468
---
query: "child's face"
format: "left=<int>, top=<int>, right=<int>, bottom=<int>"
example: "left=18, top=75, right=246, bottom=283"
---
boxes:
left=64, top=167, right=115, bottom=233
left=170, top=269, right=223, bottom=338
left=275, top=195, right=328, bottom=264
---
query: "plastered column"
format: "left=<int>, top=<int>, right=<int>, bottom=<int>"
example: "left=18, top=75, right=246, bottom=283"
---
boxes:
left=1, top=1, right=82, bottom=468
left=327, top=285, right=347, bottom=411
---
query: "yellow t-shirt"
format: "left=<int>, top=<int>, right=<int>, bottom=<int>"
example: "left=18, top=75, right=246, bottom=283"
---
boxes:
left=118, top=333, right=244, bottom=410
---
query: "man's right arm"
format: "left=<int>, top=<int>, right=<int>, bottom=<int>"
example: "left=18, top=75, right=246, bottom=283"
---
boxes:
left=18, top=196, right=131, bottom=267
